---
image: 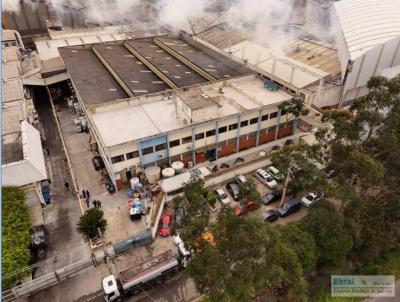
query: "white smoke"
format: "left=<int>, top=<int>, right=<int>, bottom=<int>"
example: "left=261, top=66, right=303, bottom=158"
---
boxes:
left=2, top=0, right=333, bottom=50
left=2, top=0, right=21, bottom=12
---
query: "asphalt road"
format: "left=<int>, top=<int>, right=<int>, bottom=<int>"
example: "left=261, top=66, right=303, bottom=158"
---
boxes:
left=30, top=86, right=91, bottom=301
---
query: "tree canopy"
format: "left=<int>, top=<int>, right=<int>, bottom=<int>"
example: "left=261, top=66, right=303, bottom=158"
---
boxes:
left=2, top=186, right=32, bottom=289
left=187, top=210, right=308, bottom=302
left=77, top=208, right=107, bottom=239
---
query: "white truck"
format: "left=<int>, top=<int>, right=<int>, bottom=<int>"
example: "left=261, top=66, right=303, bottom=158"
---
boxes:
left=101, top=249, right=187, bottom=301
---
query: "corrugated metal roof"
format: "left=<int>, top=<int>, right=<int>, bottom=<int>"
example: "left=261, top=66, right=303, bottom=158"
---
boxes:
left=225, top=40, right=328, bottom=89
left=334, top=0, right=400, bottom=60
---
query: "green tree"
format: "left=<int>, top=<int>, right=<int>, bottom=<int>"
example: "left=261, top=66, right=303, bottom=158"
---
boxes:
left=301, top=200, right=353, bottom=266
left=180, top=169, right=210, bottom=244
left=270, top=143, right=328, bottom=197
left=278, top=224, right=317, bottom=274
left=278, top=95, right=310, bottom=132
left=77, top=208, right=107, bottom=239
left=238, top=178, right=261, bottom=205
left=187, top=210, right=307, bottom=302
left=2, top=186, right=31, bottom=289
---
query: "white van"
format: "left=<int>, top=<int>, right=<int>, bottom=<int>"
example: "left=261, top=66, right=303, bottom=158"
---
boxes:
left=254, top=169, right=278, bottom=189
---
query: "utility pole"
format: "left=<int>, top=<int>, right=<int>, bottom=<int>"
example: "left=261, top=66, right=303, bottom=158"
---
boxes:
left=279, top=159, right=293, bottom=207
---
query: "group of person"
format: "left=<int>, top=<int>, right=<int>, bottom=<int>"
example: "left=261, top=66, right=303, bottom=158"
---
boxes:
left=81, top=189, right=101, bottom=209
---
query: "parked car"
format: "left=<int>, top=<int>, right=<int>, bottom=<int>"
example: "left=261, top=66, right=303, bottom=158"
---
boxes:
left=255, top=169, right=278, bottom=189
left=301, top=192, right=323, bottom=207
left=175, top=207, right=185, bottom=228
left=271, top=144, right=282, bottom=151
left=173, top=232, right=183, bottom=246
left=260, top=210, right=279, bottom=223
left=41, top=180, right=51, bottom=205
left=234, top=200, right=257, bottom=216
left=30, top=225, right=48, bottom=250
left=267, top=166, right=284, bottom=182
left=214, top=188, right=231, bottom=206
left=220, top=162, right=230, bottom=169
left=234, top=157, right=244, bottom=165
left=284, top=139, right=294, bottom=146
left=277, top=199, right=302, bottom=217
left=159, top=213, right=173, bottom=237
left=324, top=166, right=335, bottom=178
left=226, top=183, right=240, bottom=201
left=235, top=174, right=247, bottom=184
left=262, top=189, right=283, bottom=204
left=92, top=156, right=105, bottom=171
left=207, top=164, right=218, bottom=173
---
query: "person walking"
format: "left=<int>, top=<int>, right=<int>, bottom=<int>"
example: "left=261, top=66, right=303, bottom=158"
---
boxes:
left=64, top=181, right=69, bottom=191
left=97, top=200, right=102, bottom=208
left=85, top=190, right=90, bottom=199
left=86, top=197, right=90, bottom=208
left=82, top=189, right=86, bottom=199
left=92, top=199, right=98, bottom=208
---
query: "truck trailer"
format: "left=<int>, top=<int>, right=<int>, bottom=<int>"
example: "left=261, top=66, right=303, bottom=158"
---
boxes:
left=101, top=249, right=185, bottom=301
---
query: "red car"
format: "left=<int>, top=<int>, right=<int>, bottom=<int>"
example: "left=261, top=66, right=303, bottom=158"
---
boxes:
left=159, top=213, right=173, bottom=237
left=234, top=200, right=257, bottom=216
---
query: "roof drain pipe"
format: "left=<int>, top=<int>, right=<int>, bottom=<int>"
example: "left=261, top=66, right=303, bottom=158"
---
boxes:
left=11, top=30, right=25, bottom=50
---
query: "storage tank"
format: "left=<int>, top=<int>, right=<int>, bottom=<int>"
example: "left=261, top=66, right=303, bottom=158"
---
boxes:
left=144, top=166, right=161, bottom=184
left=130, top=177, right=141, bottom=191
left=171, top=161, right=185, bottom=174
left=162, top=168, right=175, bottom=179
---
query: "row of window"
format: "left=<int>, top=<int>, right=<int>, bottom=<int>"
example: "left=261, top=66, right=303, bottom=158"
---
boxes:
left=168, top=111, right=281, bottom=148
left=111, top=114, right=290, bottom=164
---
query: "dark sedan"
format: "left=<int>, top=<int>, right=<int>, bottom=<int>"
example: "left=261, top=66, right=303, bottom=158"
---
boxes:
left=262, top=189, right=283, bottom=205
left=261, top=210, right=279, bottom=223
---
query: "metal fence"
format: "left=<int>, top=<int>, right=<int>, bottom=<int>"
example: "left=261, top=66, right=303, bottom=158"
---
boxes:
left=2, top=230, right=153, bottom=301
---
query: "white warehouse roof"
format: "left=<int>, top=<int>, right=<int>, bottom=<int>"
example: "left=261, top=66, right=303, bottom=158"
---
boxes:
left=334, top=0, right=400, bottom=61
left=225, top=41, right=329, bottom=89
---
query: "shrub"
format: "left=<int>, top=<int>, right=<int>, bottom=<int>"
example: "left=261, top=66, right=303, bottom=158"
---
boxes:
left=77, top=208, right=107, bottom=239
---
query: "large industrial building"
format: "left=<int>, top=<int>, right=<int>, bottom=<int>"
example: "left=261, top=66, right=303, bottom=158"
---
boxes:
left=58, top=34, right=298, bottom=189
left=332, top=0, right=400, bottom=106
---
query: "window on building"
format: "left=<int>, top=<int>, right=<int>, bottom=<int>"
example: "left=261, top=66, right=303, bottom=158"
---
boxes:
left=228, top=138, right=237, bottom=145
left=182, top=151, right=192, bottom=159
left=170, top=155, right=182, bottom=162
left=169, top=139, right=180, bottom=148
left=155, top=143, right=167, bottom=152
left=270, top=112, right=278, bottom=119
left=259, top=129, right=267, bottom=135
left=206, top=129, right=216, bottom=137
left=240, top=134, right=247, bottom=141
left=141, top=146, right=154, bottom=155
left=240, top=120, right=249, bottom=127
left=228, top=123, right=238, bottom=131
left=126, top=151, right=139, bottom=159
left=218, top=126, right=227, bottom=133
left=248, top=131, right=257, bottom=138
left=195, top=133, right=205, bottom=140
left=250, top=117, right=258, bottom=124
left=182, top=136, right=192, bottom=144
left=218, top=140, right=227, bottom=148
left=111, top=155, right=125, bottom=164
left=261, top=114, right=269, bottom=121
left=268, top=126, right=276, bottom=133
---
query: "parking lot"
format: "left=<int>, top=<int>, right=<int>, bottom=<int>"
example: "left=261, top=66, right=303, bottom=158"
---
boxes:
left=210, top=166, right=309, bottom=226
